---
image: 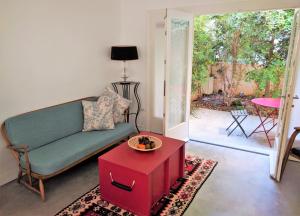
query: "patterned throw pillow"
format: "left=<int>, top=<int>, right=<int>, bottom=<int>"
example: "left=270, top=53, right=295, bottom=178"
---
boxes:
left=101, top=87, right=131, bottom=123
left=82, top=96, right=114, bottom=131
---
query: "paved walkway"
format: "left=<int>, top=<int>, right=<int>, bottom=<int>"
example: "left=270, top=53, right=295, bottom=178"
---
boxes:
left=189, top=108, right=277, bottom=155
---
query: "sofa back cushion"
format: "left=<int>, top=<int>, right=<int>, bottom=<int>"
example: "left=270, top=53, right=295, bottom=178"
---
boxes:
left=4, top=100, right=85, bottom=151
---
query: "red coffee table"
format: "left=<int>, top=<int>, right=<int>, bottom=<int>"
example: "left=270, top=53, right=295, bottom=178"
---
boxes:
left=98, top=132, right=186, bottom=216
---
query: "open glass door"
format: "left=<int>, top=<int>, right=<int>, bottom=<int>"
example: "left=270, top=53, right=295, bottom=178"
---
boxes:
left=163, top=9, right=194, bottom=141
left=270, top=9, right=300, bottom=181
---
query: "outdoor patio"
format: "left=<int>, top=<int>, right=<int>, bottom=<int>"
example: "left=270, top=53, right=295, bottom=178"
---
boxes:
left=189, top=108, right=277, bottom=155
left=189, top=10, right=294, bottom=156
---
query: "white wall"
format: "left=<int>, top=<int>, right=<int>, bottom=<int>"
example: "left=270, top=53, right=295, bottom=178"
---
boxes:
left=120, top=0, right=300, bottom=131
left=0, top=0, right=122, bottom=185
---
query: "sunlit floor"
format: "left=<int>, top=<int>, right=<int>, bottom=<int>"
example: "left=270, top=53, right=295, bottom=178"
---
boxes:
left=189, top=108, right=277, bottom=155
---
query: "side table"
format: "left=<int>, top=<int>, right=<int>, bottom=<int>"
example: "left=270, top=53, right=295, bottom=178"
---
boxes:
left=98, top=132, right=185, bottom=216
left=111, top=81, right=140, bottom=133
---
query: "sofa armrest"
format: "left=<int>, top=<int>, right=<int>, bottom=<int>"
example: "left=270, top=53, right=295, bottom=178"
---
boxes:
left=8, top=144, right=33, bottom=185
left=8, top=144, right=29, bottom=153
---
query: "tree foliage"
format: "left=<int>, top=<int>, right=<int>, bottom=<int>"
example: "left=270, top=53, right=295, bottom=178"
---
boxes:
left=192, top=9, right=294, bottom=97
left=192, top=16, right=216, bottom=94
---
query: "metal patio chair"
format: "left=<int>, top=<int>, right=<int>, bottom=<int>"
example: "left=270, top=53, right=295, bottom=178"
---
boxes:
left=226, top=109, right=248, bottom=138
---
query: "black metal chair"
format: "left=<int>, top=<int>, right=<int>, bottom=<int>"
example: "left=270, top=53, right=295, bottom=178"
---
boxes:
left=226, top=109, right=248, bottom=138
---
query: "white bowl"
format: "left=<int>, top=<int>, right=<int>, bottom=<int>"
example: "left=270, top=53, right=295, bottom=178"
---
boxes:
left=128, top=135, right=162, bottom=152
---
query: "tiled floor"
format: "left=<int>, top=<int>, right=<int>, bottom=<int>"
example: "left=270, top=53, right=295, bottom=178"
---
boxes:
left=1, top=141, right=300, bottom=216
left=190, top=108, right=277, bottom=155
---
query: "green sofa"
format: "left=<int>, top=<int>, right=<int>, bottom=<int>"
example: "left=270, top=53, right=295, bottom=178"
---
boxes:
left=1, top=97, right=137, bottom=200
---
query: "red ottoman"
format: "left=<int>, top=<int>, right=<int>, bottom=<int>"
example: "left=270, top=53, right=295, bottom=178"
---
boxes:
left=98, top=132, right=185, bottom=216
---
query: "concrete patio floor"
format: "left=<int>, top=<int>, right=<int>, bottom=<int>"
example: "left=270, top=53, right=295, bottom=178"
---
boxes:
left=190, top=108, right=277, bottom=155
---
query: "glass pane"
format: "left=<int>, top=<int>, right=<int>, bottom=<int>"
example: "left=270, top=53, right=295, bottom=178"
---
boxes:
left=167, top=18, right=189, bottom=129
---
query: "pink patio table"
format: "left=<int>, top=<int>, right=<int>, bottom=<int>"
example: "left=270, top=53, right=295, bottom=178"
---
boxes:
left=248, top=98, right=281, bottom=147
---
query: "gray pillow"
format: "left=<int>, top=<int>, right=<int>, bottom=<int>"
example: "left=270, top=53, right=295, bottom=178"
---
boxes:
left=82, top=96, right=114, bottom=131
left=101, top=87, right=131, bottom=123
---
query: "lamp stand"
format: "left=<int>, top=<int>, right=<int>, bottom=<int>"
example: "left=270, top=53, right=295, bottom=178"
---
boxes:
left=121, top=60, right=129, bottom=82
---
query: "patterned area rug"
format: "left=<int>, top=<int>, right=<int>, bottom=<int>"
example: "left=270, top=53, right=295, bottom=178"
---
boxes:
left=56, top=156, right=217, bottom=216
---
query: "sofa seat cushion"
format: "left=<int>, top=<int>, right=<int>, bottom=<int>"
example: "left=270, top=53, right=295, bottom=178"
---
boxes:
left=20, top=123, right=136, bottom=176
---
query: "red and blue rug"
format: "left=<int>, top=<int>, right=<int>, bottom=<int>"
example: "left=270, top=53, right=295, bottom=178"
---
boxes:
left=56, top=156, right=217, bottom=216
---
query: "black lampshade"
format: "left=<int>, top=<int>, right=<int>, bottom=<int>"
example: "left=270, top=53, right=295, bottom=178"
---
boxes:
left=111, top=46, right=138, bottom=61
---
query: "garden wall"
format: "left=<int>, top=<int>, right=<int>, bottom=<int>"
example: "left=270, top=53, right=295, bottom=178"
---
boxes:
left=208, top=63, right=257, bottom=96
left=192, top=62, right=283, bottom=101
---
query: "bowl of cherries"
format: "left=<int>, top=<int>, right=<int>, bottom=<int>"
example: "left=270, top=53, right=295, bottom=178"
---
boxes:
left=128, top=135, right=162, bottom=152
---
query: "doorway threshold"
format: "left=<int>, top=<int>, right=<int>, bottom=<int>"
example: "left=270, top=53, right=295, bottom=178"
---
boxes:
left=190, top=138, right=269, bottom=156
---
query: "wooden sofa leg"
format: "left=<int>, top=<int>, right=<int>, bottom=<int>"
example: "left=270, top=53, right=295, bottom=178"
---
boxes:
left=17, top=168, right=22, bottom=183
left=39, top=179, right=45, bottom=201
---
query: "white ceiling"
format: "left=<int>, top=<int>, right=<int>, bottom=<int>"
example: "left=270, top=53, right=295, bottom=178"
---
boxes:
left=178, top=0, right=300, bottom=16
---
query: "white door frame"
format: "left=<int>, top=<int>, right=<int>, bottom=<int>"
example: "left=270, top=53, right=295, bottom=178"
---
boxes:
left=271, top=9, right=300, bottom=181
left=146, top=10, right=166, bottom=134
left=163, top=9, right=194, bottom=141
